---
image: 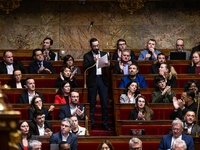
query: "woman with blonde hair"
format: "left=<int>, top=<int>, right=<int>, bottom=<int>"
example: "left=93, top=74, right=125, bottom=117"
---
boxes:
left=129, top=95, right=154, bottom=120
left=187, top=51, right=200, bottom=74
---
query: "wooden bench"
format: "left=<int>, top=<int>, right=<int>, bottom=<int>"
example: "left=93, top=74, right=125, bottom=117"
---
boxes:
left=2, top=88, right=88, bottom=104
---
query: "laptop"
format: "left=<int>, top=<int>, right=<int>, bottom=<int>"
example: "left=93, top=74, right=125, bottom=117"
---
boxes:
left=170, top=52, right=186, bottom=60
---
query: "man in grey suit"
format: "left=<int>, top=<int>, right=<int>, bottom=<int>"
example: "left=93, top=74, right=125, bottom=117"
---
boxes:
left=168, top=39, right=191, bottom=60
left=183, top=110, right=200, bottom=136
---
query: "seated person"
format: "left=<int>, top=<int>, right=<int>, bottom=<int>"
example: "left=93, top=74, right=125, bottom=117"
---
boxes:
left=29, top=49, right=56, bottom=74
left=69, top=115, right=87, bottom=135
left=112, top=39, right=136, bottom=61
left=55, top=65, right=78, bottom=88
left=148, top=53, right=166, bottom=74
left=187, top=51, right=200, bottom=74
left=98, top=140, right=114, bottom=150
left=29, top=109, right=53, bottom=136
left=59, top=90, right=86, bottom=120
left=129, top=95, right=154, bottom=120
left=172, top=139, right=187, bottom=150
left=153, top=62, right=177, bottom=88
left=18, top=77, right=44, bottom=104
left=113, top=49, right=140, bottom=74
left=7, top=69, right=26, bottom=88
left=184, top=80, right=200, bottom=101
left=168, top=39, right=191, bottom=60
left=59, top=141, right=71, bottom=150
left=120, top=81, right=140, bottom=103
left=49, top=118, right=78, bottom=150
left=0, top=51, right=28, bottom=74
left=138, top=39, right=161, bottom=61
left=152, top=75, right=176, bottom=103
left=169, top=90, right=200, bottom=120
left=119, top=64, right=147, bottom=88
left=54, top=80, right=71, bottom=104
left=63, top=55, right=81, bottom=74
left=17, top=121, right=38, bottom=150
left=190, top=42, right=200, bottom=59
left=28, top=140, right=42, bottom=150
left=28, top=96, right=54, bottom=120
left=183, top=111, right=200, bottom=136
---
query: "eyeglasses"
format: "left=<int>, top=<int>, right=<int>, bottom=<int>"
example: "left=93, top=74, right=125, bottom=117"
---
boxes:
left=130, top=147, right=141, bottom=150
left=172, top=128, right=182, bottom=132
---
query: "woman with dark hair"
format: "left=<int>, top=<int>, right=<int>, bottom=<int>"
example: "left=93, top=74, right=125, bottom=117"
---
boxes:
left=153, top=62, right=177, bottom=88
left=54, top=65, right=78, bottom=88
left=63, top=54, right=81, bottom=74
left=184, top=80, right=200, bottom=101
left=54, top=80, right=71, bottom=104
left=120, top=81, right=140, bottom=103
left=129, top=95, right=154, bottom=120
left=28, top=96, right=54, bottom=120
left=17, top=121, right=37, bottom=150
left=187, top=51, right=200, bottom=74
left=97, top=140, right=114, bottom=150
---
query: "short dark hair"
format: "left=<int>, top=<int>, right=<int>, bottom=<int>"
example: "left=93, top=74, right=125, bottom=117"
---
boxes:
left=117, top=39, right=126, bottom=47
left=184, top=89, right=195, bottom=100
left=60, top=65, right=71, bottom=74
left=32, top=49, right=42, bottom=57
left=13, top=69, right=21, bottom=74
left=33, top=109, right=43, bottom=119
left=129, top=64, right=139, bottom=71
left=69, top=114, right=78, bottom=119
left=90, top=38, right=98, bottom=46
left=176, top=38, right=184, bottom=44
left=155, top=75, right=165, bottom=84
left=63, top=55, right=74, bottom=64
left=59, top=141, right=71, bottom=150
left=148, top=39, right=156, bottom=43
left=157, top=52, right=166, bottom=58
left=3, top=50, right=11, bottom=57
left=43, top=37, right=53, bottom=45
left=184, top=80, right=200, bottom=92
left=70, top=89, right=79, bottom=97
left=25, top=77, right=34, bottom=85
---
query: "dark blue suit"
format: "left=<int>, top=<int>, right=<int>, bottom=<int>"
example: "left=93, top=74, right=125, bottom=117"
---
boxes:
left=59, top=104, right=86, bottom=120
left=29, top=61, right=56, bottom=74
left=158, top=133, right=194, bottom=150
left=50, top=132, right=78, bottom=150
left=119, top=75, right=148, bottom=88
left=112, top=51, right=136, bottom=61
left=18, top=92, right=44, bottom=104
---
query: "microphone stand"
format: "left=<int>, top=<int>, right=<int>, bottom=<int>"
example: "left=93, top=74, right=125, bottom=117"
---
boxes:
left=196, top=93, right=200, bottom=137
left=84, top=62, right=97, bottom=88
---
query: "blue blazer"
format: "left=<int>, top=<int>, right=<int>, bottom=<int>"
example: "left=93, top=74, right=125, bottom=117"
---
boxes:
left=18, top=92, right=44, bottom=104
left=138, top=50, right=161, bottom=60
left=50, top=132, right=78, bottom=150
left=59, top=104, right=86, bottom=120
left=29, top=61, right=56, bottom=74
left=119, top=75, right=148, bottom=88
left=158, top=133, right=194, bottom=150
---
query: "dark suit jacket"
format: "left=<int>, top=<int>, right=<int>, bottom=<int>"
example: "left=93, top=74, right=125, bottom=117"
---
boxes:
left=112, top=50, right=136, bottom=61
left=28, top=107, right=52, bottom=120
left=17, top=135, right=37, bottom=150
left=59, top=104, right=86, bottom=120
left=183, top=122, right=200, bottom=136
left=113, top=61, right=141, bottom=74
left=50, top=132, right=78, bottom=150
left=83, top=51, right=113, bottom=88
left=148, top=62, right=160, bottom=74
left=7, top=79, right=26, bottom=88
left=158, top=133, right=194, bottom=150
left=29, top=120, right=53, bottom=135
left=18, top=92, right=44, bottom=104
left=42, top=49, right=56, bottom=61
left=0, top=61, right=28, bottom=74
left=29, top=61, right=56, bottom=74
left=187, top=64, right=196, bottom=74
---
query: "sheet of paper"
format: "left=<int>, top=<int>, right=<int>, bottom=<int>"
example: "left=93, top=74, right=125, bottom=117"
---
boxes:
left=98, top=54, right=108, bottom=68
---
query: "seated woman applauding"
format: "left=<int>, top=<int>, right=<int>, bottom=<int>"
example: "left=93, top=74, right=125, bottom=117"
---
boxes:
left=120, top=81, right=140, bottom=103
left=187, top=51, right=200, bottom=74
left=129, top=95, right=154, bottom=120
left=54, top=65, right=78, bottom=88
left=28, top=96, right=54, bottom=120
left=63, top=54, right=81, bottom=74
left=54, top=80, right=71, bottom=104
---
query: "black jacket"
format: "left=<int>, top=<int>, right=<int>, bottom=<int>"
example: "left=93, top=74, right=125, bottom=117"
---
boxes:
left=0, top=61, right=28, bottom=74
